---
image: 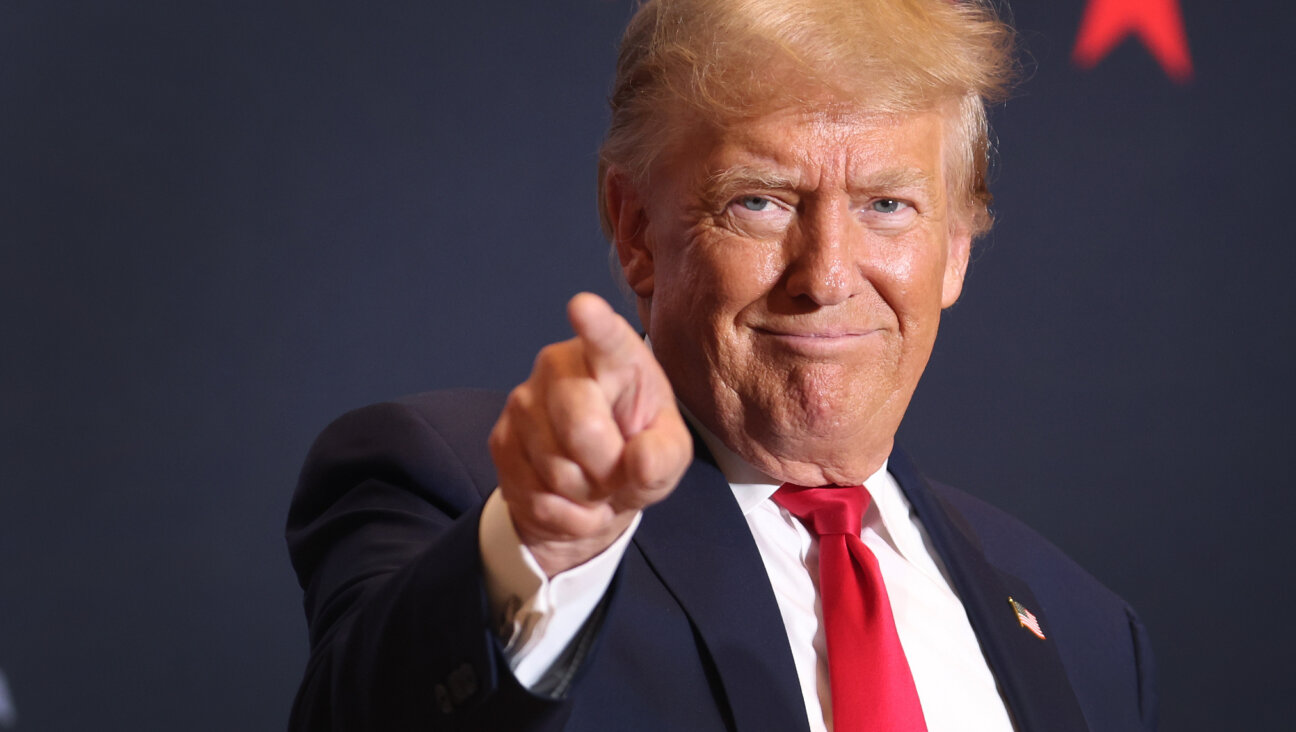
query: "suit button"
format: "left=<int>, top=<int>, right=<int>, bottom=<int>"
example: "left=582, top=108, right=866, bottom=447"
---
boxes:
left=434, top=683, right=453, bottom=714
left=448, top=663, right=478, bottom=704
left=434, top=662, right=478, bottom=714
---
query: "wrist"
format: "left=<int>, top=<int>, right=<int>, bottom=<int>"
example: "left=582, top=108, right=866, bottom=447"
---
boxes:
left=513, top=509, right=638, bottom=577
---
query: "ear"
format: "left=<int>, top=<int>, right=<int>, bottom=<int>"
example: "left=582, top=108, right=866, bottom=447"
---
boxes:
left=940, top=223, right=972, bottom=309
left=605, top=167, right=655, bottom=298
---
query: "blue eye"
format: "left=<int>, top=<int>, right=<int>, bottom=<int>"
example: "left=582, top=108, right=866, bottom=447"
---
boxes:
left=872, top=198, right=904, bottom=213
left=739, top=196, right=771, bottom=212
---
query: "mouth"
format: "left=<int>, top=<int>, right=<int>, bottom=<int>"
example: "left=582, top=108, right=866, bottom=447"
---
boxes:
left=754, top=326, right=877, bottom=339
left=752, top=326, right=880, bottom=354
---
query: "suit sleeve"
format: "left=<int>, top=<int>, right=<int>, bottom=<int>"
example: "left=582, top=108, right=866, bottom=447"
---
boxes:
left=284, top=391, right=576, bottom=731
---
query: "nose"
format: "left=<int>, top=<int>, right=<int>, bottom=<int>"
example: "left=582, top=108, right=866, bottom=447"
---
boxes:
left=783, top=202, right=863, bottom=307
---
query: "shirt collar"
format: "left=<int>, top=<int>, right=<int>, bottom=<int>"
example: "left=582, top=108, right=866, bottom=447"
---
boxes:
left=682, top=405, right=936, bottom=574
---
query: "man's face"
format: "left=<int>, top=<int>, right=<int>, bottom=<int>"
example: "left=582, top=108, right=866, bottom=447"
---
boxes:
left=609, top=107, right=971, bottom=486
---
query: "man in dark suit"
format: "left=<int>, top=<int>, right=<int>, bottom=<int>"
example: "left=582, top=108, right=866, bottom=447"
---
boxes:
left=287, top=0, right=1158, bottom=729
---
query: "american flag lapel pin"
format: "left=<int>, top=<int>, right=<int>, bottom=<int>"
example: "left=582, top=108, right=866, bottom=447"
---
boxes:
left=1008, top=597, right=1046, bottom=640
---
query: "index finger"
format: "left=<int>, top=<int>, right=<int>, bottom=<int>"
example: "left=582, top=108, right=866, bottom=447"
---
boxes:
left=566, top=292, right=647, bottom=382
left=566, top=292, right=668, bottom=436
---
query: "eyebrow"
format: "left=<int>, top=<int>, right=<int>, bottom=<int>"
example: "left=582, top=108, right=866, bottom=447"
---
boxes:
left=703, top=165, right=799, bottom=201
left=863, top=168, right=936, bottom=194
left=703, top=163, right=937, bottom=202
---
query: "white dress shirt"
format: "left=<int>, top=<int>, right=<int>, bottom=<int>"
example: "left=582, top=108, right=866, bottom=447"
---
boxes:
left=480, top=428, right=1016, bottom=731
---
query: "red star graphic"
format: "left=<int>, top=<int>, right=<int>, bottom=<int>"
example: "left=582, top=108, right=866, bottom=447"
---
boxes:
left=1072, top=0, right=1193, bottom=83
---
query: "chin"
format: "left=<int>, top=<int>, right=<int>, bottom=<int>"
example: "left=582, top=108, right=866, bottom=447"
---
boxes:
left=781, top=370, right=869, bottom=428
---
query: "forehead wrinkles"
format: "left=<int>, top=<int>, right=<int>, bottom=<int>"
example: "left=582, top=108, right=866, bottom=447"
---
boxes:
left=703, top=111, right=943, bottom=199
left=701, top=120, right=858, bottom=195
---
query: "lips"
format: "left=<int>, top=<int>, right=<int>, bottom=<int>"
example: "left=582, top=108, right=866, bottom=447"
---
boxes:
left=754, top=326, right=877, bottom=339
left=750, top=325, right=883, bottom=358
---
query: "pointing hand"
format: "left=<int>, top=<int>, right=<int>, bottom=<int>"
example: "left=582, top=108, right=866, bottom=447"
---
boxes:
left=489, top=293, right=692, bottom=576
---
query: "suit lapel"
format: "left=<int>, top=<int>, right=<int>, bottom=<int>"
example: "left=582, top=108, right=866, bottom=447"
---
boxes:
left=628, top=440, right=1091, bottom=731
left=633, top=453, right=811, bottom=732
left=888, top=449, right=1089, bottom=732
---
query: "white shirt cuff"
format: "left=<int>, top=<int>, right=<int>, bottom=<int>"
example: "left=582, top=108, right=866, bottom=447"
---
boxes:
left=478, top=489, right=641, bottom=689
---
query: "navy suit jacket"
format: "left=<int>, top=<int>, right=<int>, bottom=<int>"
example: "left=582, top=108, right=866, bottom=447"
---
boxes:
left=286, top=389, right=1158, bottom=731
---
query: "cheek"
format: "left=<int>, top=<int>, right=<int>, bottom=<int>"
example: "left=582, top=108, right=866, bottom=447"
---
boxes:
left=706, top=230, right=788, bottom=293
left=870, top=234, right=950, bottom=312
left=748, top=249, right=787, bottom=292
left=669, top=232, right=784, bottom=313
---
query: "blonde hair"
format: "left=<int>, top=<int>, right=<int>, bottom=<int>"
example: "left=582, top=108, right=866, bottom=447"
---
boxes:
left=597, top=0, right=1016, bottom=239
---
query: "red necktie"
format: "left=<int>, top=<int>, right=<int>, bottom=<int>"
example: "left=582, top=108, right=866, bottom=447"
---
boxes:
left=773, top=483, right=928, bottom=731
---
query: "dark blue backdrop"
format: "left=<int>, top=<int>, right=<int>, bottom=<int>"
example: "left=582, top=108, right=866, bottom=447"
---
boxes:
left=3, top=1, right=1292, bottom=729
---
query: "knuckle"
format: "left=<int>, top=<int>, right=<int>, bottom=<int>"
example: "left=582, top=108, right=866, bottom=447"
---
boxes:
left=548, top=381, right=619, bottom=450
left=504, top=385, right=533, bottom=415
left=532, top=344, right=554, bottom=369
left=533, top=341, right=574, bottom=376
left=489, top=418, right=524, bottom=468
left=526, top=494, right=561, bottom=529
left=487, top=423, right=506, bottom=456
left=630, top=453, right=662, bottom=490
left=619, top=444, right=650, bottom=486
left=535, top=456, right=586, bottom=495
left=571, top=507, right=612, bottom=538
left=561, top=412, right=616, bottom=453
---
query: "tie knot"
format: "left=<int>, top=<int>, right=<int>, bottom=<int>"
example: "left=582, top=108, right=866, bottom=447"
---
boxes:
left=772, top=483, right=870, bottom=536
